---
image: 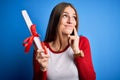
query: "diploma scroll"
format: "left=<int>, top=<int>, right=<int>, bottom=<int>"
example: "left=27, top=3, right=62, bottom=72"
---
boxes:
left=22, top=10, right=43, bottom=52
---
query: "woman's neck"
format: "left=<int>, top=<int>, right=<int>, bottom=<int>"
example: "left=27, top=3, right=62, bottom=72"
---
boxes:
left=49, top=35, right=69, bottom=51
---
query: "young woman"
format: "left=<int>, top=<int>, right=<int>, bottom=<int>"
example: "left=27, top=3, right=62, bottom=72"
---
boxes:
left=33, top=2, right=96, bottom=80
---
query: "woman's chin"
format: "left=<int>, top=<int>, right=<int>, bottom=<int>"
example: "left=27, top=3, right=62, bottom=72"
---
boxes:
left=65, top=32, right=72, bottom=35
left=62, top=30, right=73, bottom=35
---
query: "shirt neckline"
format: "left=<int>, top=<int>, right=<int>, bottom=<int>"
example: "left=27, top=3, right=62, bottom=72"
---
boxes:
left=45, top=42, right=70, bottom=54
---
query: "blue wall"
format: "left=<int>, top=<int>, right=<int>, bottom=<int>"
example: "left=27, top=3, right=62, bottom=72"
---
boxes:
left=0, top=0, right=120, bottom=80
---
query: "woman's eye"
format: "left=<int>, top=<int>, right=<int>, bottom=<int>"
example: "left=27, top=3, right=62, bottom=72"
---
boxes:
left=73, top=16, right=77, bottom=20
left=63, top=14, right=68, bottom=18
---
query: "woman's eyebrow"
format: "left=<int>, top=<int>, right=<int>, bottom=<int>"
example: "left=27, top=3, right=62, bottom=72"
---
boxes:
left=62, top=12, right=69, bottom=14
left=62, top=12, right=76, bottom=16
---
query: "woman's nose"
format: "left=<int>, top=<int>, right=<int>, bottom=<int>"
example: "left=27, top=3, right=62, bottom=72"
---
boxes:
left=67, top=16, right=73, bottom=24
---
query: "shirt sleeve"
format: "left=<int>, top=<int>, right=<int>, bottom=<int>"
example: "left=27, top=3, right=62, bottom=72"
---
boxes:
left=33, top=50, right=47, bottom=80
left=74, top=36, right=96, bottom=80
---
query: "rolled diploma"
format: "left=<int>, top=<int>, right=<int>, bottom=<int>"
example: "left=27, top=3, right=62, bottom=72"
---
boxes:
left=22, top=10, right=43, bottom=50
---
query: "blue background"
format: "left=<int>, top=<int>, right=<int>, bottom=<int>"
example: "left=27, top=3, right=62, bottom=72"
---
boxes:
left=0, top=0, right=120, bottom=80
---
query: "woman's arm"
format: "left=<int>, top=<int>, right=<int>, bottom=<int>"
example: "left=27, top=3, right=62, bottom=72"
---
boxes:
left=33, top=50, right=47, bottom=80
left=74, top=36, right=96, bottom=80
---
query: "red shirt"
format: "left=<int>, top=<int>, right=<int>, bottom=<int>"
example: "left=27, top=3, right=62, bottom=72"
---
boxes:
left=33, top=36, right=96, bottom=80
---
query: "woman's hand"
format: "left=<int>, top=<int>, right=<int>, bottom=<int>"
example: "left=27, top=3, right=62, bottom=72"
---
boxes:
left=68, top=27, right=84, bottom=57
left=36, top=47, right=49, bottom=71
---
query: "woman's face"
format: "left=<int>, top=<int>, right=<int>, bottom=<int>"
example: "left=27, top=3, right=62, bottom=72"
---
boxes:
left=58, top=6, right=77, bottom=35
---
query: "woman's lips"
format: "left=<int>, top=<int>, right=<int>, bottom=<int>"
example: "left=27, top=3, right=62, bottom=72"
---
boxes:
left=65, top=25, right=73, bottom=30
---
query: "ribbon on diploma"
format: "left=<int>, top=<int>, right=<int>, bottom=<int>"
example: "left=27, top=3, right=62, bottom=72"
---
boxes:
left=22, top=10, right=47, bottom=54
left=23, top=24, right=39, bottom=53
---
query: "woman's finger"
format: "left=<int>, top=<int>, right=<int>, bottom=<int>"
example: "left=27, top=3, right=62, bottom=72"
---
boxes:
left=73, top=27, right=78, bottom=36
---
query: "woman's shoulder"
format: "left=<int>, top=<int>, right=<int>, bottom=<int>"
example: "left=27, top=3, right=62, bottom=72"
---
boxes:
left=42, top=41, right=49, bottom=48
left=79, top=35, right=90, bottom=48
left=79, top=35, right=89, bottom=42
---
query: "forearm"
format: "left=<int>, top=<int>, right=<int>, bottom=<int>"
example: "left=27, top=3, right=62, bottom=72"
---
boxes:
left=74, top=57, right=96, bottom=80
left=33, top=50, right=47, bottom=80
left=74, top=36, right=96, bottom=80
left=33, top=70, right=47, bottom=80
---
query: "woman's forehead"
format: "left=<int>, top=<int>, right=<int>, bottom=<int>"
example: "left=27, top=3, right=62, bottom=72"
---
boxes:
left=63, top=6, right=76, bottom=15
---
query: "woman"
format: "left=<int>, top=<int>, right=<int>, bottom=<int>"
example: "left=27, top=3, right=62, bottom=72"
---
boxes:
left=33, top=2, right=96, bottom=80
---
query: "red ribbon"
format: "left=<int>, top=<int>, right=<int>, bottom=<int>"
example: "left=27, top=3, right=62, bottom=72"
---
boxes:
left=23, top=24, right=39, bottom=53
